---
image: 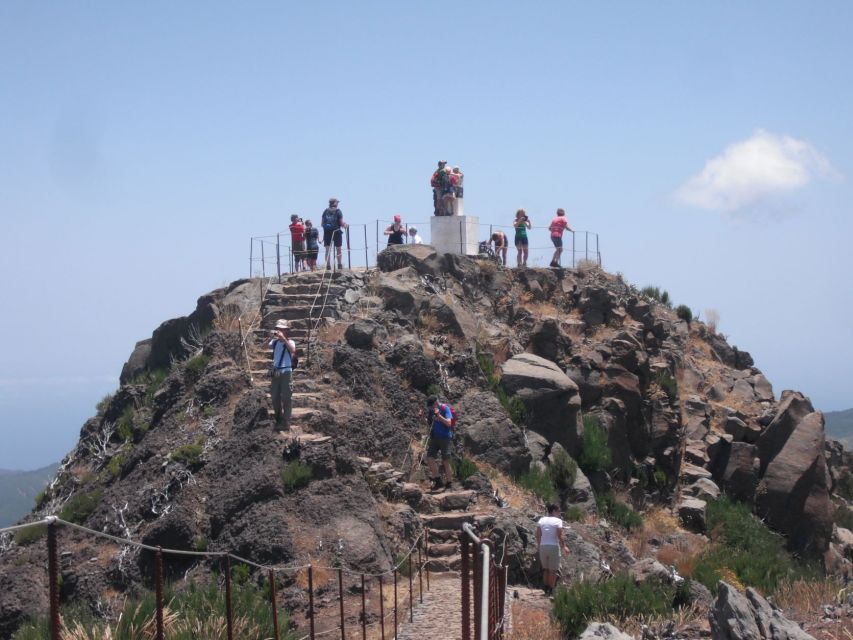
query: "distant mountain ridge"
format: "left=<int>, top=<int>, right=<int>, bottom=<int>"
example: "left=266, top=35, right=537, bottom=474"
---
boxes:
left=0, top=463, right=58, bottom=527
left=825, top=408, right=853, bottom=448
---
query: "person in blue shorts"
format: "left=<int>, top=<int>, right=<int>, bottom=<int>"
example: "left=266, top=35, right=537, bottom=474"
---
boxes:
left=425, top=395, right=455, bottom=491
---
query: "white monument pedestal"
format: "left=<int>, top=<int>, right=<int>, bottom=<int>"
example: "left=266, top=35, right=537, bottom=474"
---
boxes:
left=431, top=215, right=479, bottom=256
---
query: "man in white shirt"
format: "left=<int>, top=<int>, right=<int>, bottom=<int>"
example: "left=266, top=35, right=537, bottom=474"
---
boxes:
left=408, top=227, right=423, bottom=244
left=535, top=503, right=570, bottom=596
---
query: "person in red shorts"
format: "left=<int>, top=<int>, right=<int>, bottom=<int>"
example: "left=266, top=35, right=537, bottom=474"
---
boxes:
left=548, top=208, right=574, bottom=268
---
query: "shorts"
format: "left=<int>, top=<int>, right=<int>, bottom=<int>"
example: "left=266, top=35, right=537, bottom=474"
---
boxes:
left=551, top=236, right=563, bottom=248
left=427, top=437, right=452, bottom=459
left=515, top=237, right=528, bottom=247
left=292, top=240, right=305, bottom=258
left=539, top=544, right=560, bottom=571
left=306, top=248, right=319, bottom=261
left=323, top=228, right=343, bottom=247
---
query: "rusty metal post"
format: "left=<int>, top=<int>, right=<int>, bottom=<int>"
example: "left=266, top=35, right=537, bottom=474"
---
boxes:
left=276, top=233, right=281, bottom=281
left=417, top=540, right=423, bottom=604
left=361, top=573, right=367, bottom=640
left=378, top=575, right=385, bottom=640
left=308, top=565, right=316, bottom=640
left=500, top=564, right=508, bottom=639
left=572, top=231, right=576, bottom=268
left=224, top=555, right=234, bottom=640
left=408, top=553, right=414, bottom=623
left=346, top=227, right=352, bottom=270
left=425, top=533, right=430, bottom=591
left=261, top=241, right=266, bottom=278
left=473, top=544, right=481, bottom=640
left=47, top=521, right=60, bottom=640
left=393, top=569, right=398, bottom=638
left=460, top=533, right=470, bottom=640
left=338, top=568, right=345, bottom=640
left=249, top=237, right=254, bottom=279
left=364, top=225, right=369, bottom=269
left=155, top=548, right=164, bottom=640
left=269, top=570, right=280, bottom=640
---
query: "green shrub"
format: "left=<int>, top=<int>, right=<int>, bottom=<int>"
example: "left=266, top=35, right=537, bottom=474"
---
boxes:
left=548, top=449, right=578, bottom=495
left=837, top=475, right=853, bottom=501
left=640, top=285, right=672, bottom=308
left=564, top=506, right=585, bottom=522
left=194, top=536, right=209, bottom=552
left=697, top=324, right=707, bottom=338
left=202, top=405, right=217, bottom=418
left=232, top=562, right=251, bottom=585
left=426, top=383, right=443, bottom=399
left=578, top=415, right=611, bottom=474
left=454, top=456, right=478, bottom=482
left=478, top=343, right=527, bottom=425
left=104, top=450, right=128, bottom=479
left=95, top=393, right=114, bottom=415
left=656, top=370, right=678, bottom=403
left=675, top=304, right=692, bottom=324
left=59, top=489, right=103, bottom=524
left=517, top=466, right=557, bottom=503
left=142, top=368, right=169, bottom=405
left=34, top=489, right=47, bottom=508
left=116, top=405, right=135, bottom=442
left=184, top=354, right=210, bottom=381
left=14, top=523, right=47, bottom=546
left=595, top=493, right=642, bottom=531
left=171, top=442, right=204, bottom=467
left=553, top=574, right=677, bottom=639
left=281, top=461, right=313, bottom=492
left=691, top=497, right=820, bottom=593
left=834, top=504, right=853, bottom=530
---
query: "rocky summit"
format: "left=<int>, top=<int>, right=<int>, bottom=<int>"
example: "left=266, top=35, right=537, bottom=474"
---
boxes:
left=1, top=244, right=851, bottom=639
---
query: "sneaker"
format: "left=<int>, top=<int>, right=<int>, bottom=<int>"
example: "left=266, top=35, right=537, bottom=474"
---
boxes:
left=430, top=477, right=443, bottom=492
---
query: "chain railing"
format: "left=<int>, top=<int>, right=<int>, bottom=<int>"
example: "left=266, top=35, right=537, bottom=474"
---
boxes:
left=251, top=220, right=602, bottom=279
left=0, top=516, right=432, bottom=640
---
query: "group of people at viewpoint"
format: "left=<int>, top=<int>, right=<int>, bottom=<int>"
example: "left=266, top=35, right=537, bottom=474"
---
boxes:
left=288, top=198, right=349, bottom=272
left=489, top=207, right=574, bottom=268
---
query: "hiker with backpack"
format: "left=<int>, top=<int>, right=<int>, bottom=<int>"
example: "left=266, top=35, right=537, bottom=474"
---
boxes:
left=304, top=219, right=320, bottom=271
left=384, top=214, right=406, bottom=246
left=269, top=319, right=297, bottom=430
left=425, top=395, right=457, bottom=491
left=548, top=208, right=574, bottom=268
left=321, top=198, right=348, bottom=270
left=289, top=214, right=306, bottom=272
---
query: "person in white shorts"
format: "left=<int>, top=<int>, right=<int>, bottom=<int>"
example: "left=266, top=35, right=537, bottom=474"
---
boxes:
left=535, top=503, right=570, bottom=596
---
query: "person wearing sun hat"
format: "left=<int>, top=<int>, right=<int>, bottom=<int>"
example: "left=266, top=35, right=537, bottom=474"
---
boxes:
left=269, top=319, right=296, bottom=429
left=383, top=214, right=406, bottom=246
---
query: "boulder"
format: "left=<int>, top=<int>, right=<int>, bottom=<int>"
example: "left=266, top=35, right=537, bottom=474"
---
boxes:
left=120, top=338, right=152, bottom=384
left=686, top=477, right=721, bottom=501
left=376, top=268, right=422, bottom=316
left=715, top=442, right=758, bottom=503
left=457, top=391, right=531, bottom=477
left=529, top=318, right=571, bottom=363
left=344, top=319, right=386, bottom=349
left=757, top=391, right=818, bottom=474
left=678, top=498, right=707, bottom=533
left=500, top=353, right=583, bottom=455
left=579, top=623, right=633, bottom=640
left=751, top=374, right=774, bottom=402
left=710, top=581, right=763, bottom=640
left=629, top=557, right=669, bottom=584
left=746, top=587, right=815, bottom=640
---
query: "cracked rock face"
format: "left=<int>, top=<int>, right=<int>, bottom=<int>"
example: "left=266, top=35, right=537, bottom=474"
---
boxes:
left=710, top=581, right=815, bottom=640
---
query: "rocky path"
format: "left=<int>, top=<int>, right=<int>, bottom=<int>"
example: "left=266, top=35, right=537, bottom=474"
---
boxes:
left=394, top=573, right=464, bottom=640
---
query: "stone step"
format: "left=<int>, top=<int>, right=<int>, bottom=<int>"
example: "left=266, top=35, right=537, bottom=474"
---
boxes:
left=266, top=407, right=325, bottom=420
left=264, top=306, right=336, bottom=321
left=427, top=542, right=458, bottom=558
left=425, top=554, right=462, bottom=573
left=426, top=529, right=459, bottom=544
left=267, top=289, right=345, bottom=302
left=421, top=491, right=476, bottom=514
left=420, top=511, right=480, bottom=531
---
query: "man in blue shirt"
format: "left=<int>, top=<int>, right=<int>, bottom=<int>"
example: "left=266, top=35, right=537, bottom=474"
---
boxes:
left=269, top=319, right=296, bottom=429
left=425, top=396, right=455, bottom=491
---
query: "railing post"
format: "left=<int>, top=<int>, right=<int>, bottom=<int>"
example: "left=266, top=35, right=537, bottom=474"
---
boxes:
left=308, top=565, right=316, bottom=640
left=361, top=573, right=367, bottom=640
left=585, top=231, right=589, bottom=263
left=473, top=543, right=481, bottom=640
left=572, top=231, right=576, bottom=268
left=276, top=233, right=281, bottom=282
left=269, top=569, right=280, bottom=640
left=393, top=569, right=398, bottom=638
left=224, top=555, right=234, bottom=640
left=375, top=219, right=379, bottom=266
left=460, top=532, right=471, bottom=640
left=261, top=241, right=266, bottom=278
left=408, top=553, right=414, bottom=623
left=364, top=225, right=370, bottom=269
left=338, top=568, right=345, bottom=640
left=597, top=233, right=601, bottom=265
left=425, top=533, right=430, bottom=590
left=346, top=227, right=352, bottom=270
left=249, top=237, right=254, bottom=279
left=155, top=548, right=164, bottom=640
left=378, top=575, right=385, bottom=640
left=418, top=539, right=424, bottom=603
left=47, top=521, right=60, bottom=640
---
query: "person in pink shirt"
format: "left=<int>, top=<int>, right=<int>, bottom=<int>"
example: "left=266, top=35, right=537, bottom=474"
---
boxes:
left=548, top=208, right=574, bottom=268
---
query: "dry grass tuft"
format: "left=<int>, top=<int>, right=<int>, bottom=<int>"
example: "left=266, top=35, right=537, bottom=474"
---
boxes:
left=507, top=603, right=561, bottom=640
left=315, top=320, right=349, bottom=344
left=295, top=565, right=335, bottom=591
left=773, top=579, right=847, bottom=617
left=655, top=536, right=706, bottom=578
left=213, top=306, right=243, bottom=333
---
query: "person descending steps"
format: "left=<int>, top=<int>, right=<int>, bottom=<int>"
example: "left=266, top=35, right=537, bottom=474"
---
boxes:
left=269, top=319, right=297, bottom=429
left=425, top=395, right=457, bottom=492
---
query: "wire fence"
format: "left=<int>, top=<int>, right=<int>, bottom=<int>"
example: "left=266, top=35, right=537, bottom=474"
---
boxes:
left=0, top=516, right=433, bottom=640
left=249, top=220, right=601, bottom=279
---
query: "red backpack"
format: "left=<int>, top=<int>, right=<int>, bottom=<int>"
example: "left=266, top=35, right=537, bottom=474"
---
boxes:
left=441, top=403, right=458, bottom=428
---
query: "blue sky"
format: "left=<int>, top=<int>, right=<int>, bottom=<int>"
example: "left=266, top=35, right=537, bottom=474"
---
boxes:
left=1, top=1, right=851, bottom=469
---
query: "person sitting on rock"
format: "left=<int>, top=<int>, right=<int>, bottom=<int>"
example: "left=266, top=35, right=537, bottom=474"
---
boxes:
left=425, top=395, right=455, bottom=491
left=408, top=227, right=422, bottom=244
left=490, top=230, right=508, bottom=266
left=269, top=319, right=296, bottom=430
left=384, top=214, right=406, bottom=246
left=536, top=503, right=570, bottom=597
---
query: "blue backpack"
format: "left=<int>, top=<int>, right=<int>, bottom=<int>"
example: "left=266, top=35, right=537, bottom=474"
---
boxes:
left=322, top=208, right=340, bottom=231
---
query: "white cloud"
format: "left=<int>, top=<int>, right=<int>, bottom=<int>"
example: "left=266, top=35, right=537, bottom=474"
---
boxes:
left=675, top=130, right=838, bottom=214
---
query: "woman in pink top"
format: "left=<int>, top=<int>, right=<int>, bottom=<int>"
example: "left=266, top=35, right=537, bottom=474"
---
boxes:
left=548, top=208, right=573, bottom=268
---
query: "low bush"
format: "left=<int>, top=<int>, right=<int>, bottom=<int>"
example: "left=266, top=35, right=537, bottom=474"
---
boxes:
left=171, top=442, right=204, bottom=467
left=455, top=456, right=478, bottom=482
left=690, top=497, right=819, bottom=593
left=836, top=475, right=853, bottom=500
left=104, top=450, right=128, bottom=479
left=142, top=368, right=169, bottom=405
left=595, top=493, right=642, bottom=531
left=14, top=523, right=47, bottom=546
left=517, top=466, right=557, bottom=503
left=548, top=449, right=578, bottom=495
left=553, top=573, right=678, bottom=639
left=34, top=489, right=47, bottom=508
left=578, top=416, right=611, bottom=474
left=281, top=461, right=313, bottom=492
left=184, top=354, right=210, bottom=382
left=640, top=285, right=671, bottom=308
left=564, top=506, right=585, bottom=522
left=675, top=304, right=692, bottom=324
left=656, top=370, right=678, bottom=403
left=95, top=393, right=114, bottom=416
left=59, top=489, right=103, bottom=524
left=834, top=504, right=853, bottom=530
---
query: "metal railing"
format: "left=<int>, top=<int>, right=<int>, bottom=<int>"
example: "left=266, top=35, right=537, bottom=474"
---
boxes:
left=250, top=220, right=602, bottom=279
left=460, top=523, right=508, bottom=640
left=0, top=516, right=432, bottom=640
